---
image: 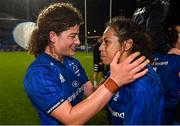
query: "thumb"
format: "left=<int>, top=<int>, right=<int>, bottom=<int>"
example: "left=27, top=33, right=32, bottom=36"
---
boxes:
left=111, top=51, right=120, bottom=64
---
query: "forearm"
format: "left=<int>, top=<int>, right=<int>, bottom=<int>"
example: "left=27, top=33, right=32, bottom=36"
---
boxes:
left=83, top=81, right=95, bottom=97
left=68, top=84, right=113, bottom=124
left=51, top=83, right=114, bottom=124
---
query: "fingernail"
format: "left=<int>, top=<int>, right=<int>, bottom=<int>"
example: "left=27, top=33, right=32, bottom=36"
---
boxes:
left=136, top=52, right=140, bottom=55
left=146, top=59, right=150, bottom=63
left=145, top=68, right=148, bottom=72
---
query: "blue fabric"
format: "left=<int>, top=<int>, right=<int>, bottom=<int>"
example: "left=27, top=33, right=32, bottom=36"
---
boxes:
left=153, top=53, right=180, bottom=124
left=24, top=53, right=88, bottom=125
left=107, top=65, right=165, bottom=125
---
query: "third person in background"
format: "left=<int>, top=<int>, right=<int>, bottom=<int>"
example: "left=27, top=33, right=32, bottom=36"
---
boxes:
left=132, top=0, right=180, bottom=55
left=92, top=36, right=105, bottom=88
left=152, top=24, right=180, bottom=124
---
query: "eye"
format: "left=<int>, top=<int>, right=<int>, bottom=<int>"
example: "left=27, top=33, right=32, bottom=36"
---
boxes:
left=69, top=35, right=76, bottom=39
left=104, top=40, right=110, bottom=45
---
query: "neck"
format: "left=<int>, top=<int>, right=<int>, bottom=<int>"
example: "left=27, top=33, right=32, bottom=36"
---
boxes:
left=45, top=46, right=64, bottom=63
left=119, top=51, right=130, bottom=63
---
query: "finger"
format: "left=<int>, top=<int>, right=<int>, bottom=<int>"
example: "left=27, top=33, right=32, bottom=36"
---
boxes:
left=124, top=52, right=140, bottom=64
left=168, top=48, right=180, bottom=55
left=111, top=51, right=120, bottom=64
left=130, top=56, right=146, bottom=69
left=133, top=68, right=148, bottom=80
left=131, top=59, right=150, bottom=74
left=167, top=51, right=173, bottom=54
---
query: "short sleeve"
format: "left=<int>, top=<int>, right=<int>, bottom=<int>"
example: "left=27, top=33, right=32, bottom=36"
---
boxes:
left=24, top=69, right=67, bottom=114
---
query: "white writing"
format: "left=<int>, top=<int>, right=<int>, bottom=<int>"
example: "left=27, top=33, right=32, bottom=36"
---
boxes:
left=152, top=61, right=168, bottom=66
left=108, top=107, right=124, bottom=119
left=68, top=86, right=84, bottom=102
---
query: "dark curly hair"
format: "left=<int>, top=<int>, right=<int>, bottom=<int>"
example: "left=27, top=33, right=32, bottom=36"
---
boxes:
left=106, top=17, right=153, bottom=62
left=28, top=2, right=83, bottom=56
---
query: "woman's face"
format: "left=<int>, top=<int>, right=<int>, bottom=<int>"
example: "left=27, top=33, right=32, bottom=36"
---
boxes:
left=99, top=27, right=123, bottom=64
left=49, top=24, right=81, bottom=60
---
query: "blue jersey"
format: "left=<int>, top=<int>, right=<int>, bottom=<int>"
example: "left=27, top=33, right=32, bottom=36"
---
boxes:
left=107, top=65, right=164, bottom=125
left=152, top=53, right=180, bottom=124
left=24, top=53, right=88, bottom=125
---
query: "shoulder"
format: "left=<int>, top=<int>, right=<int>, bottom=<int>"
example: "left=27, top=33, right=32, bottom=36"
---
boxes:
left=153, top=53, right=180, bottom=65
left=170, top=54, right=180, bottom=63
left=125, top=65, right=162, bottom=91
left=24, top=60, right=61, bottom=94
left=27, top=60, right=55, bottom=75
left=25, top=55, right=61, bottom=80
left=65, top=56, right=83, bottom=67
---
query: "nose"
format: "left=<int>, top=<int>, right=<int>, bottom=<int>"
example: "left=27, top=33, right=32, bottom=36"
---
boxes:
left=99, top=41, right=105, bottom=51
left=74, top=35, right=80, bottom=46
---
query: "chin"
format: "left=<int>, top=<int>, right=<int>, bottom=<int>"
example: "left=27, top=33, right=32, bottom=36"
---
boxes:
left=64, top=52, right=75, bottom=57
left=102, top=60, right=110, bottom=65
left=70, top=51, right=76, bottom=56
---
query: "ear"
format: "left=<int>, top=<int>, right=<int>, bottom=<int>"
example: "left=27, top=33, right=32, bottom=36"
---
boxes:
left=49, top=31, right=57, bottom=43
left=124, top=39, right=133, bottom=51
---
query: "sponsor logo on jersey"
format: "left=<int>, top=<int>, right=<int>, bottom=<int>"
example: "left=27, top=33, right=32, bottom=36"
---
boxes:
left=153, top=61, right=168, bottom=66
left=59, top=73, right=65, bottom=83
left=69, top=62, right=81, bottom=77
left=73, top=65, right=78, bottom=71
left=73, top=65, right=80, bottom=77
left=113, top=92, right=119, bottom=101
left=50, top=62, right=54, bottom=66
left=108, top=107, right=124, bottom=119
left=68, top=86, right=84, bottom=102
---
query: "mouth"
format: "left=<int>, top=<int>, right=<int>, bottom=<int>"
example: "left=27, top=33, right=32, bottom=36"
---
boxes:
left=100, top=54, right=106, bottom=59
left=71, top=46, right=76, bottom=52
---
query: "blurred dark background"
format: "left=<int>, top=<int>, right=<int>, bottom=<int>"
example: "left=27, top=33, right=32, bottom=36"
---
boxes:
left=0, top=0, right=179, bottom=35
left=0, top=0, right=179, bottom=51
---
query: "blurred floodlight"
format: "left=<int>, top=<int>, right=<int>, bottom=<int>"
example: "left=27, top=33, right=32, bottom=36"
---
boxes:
left=13, top=22, right=36, bottom=49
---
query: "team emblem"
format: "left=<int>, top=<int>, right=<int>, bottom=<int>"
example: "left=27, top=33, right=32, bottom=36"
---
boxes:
left=72, top=80, right=79, bottom=88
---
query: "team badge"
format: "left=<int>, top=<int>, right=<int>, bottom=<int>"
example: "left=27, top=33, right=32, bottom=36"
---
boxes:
left=72, top=80, right=79, bottom=88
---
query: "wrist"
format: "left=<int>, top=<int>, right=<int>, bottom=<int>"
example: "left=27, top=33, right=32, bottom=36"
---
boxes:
left=104, top=78, right=119, bottom=94
left=109, top=76, right=123, bottom=87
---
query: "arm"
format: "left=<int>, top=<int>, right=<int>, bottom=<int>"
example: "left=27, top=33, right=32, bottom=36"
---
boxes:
left=83, top=81, right=94, bottom=97
left=51, top=84, right=113, bottom=124
left=50, top=52, right=150, bottom=124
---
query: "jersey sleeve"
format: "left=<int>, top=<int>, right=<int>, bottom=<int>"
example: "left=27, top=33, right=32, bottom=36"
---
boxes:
left=123, top=82, right=164, bottom=124
left=24, top=69, right=67, bottom=114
